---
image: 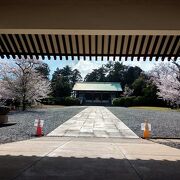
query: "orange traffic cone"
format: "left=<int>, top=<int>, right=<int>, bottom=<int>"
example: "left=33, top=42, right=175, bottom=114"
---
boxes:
left=143, top=120, right=150, bottom=139
left=36, top=119, right=43, bottom=137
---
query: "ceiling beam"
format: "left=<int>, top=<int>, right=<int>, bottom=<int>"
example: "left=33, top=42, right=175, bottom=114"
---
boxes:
left=48, top=34, right=56, bottom=60
left=1, top=34, right=16, bottom=59
left=28, top=34, right=39, bottom=59
left=95, top=35, right=98, bottom=61
left=137, top=35, right=146, bottom=61
left=42, top=35, right=50, bottom=60
left=74, top=35, right=79, bottom=60
left=107, top=35, right=111, bottom=61
left=150, top=35, right=160, bottom=61
left=125, top=35, right=132, bottom=61
left=113, top=35, right=118, bottom=60
left=144, top=35, right=153, bottom=58
left=82, top=35, right=86, bottom=60
left=0, top=35, right=10, bottom=59
left=119, top=35, right=125, bottom=60
left=21, top=34, right=33, bottom=59
left=156, top=35, right=167, bottom=61
left=62, top=35, right=68, bottom=60
left=35, top=34, right=45, bottom=60
left=132, top=36, right=139, bottom=61
left=101, top=35, right=105, bottom=60
left=8, top=34, right=21, bottom=59
left=15, top=34, right=27, bottom=59
left=161, top=36, right=173, bottom=61
left=68, top=35, right=74, bottom=60
left=1, top=34, right=179, bottom=61
left=88, top=35, right=92, bottom=60
left=169, top=36, right=180, bottom=60
left=55, top=35, right=62, bottom=60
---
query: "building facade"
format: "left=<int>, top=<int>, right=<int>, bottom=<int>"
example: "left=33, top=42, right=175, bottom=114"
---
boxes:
left=73, top=82, right=122, bottom=105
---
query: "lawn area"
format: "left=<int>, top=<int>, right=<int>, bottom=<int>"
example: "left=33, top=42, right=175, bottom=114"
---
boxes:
left=0, top=106, right=86, bottom=144
left=108, top=106, right=180, bottom=138
left=129, top=106, right=173, bottom=112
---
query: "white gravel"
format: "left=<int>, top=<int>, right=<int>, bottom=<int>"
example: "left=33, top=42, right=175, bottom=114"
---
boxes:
left=0, top=106, right=86, bottom=144
left=1, top=106, right=180, bottom=149
left=108, top=107, right=180, bottom=138
left=108, top=107, right=180, bottom=149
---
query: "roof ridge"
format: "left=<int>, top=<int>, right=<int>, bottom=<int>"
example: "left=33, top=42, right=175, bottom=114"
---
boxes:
left=73, top=82, right=122, bottom=91
left=76, top=82, right=120, bottom=84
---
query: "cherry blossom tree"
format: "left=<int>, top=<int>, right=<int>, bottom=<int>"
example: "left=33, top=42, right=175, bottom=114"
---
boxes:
left=123, top=85, right=134, bottom=97
left=0, top=58, right=51, bottom=110
left=150, top=61, right=180, bottom=107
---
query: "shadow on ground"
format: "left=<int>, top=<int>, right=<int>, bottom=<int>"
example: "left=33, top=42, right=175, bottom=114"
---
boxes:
left=0, top=123, right=17, bottom=128
left=0, top=155, right=180, bottom=180
left=9, top=110, right=47, bottom=115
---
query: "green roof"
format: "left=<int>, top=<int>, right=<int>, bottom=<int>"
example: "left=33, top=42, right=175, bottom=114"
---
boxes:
left=73, top=82, right=122, bottom=92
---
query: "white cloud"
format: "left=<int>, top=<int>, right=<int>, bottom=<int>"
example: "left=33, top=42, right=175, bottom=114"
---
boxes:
left=73, top=57, right=164, bottom=78
left=122, top=57, right=162, bottom=72
left=73, top=59, right=104, bottom=79
left=2, top=56, right=179, bottom=80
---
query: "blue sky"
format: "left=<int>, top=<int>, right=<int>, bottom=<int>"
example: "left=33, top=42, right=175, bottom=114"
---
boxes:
left=1, top=56, right=179, bottom=80
left=43, top=56, right=165, bottom=79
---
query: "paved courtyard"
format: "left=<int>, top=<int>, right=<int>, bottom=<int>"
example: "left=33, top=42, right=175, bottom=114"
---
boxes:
left=48, top=106, right=138, bottom=138
left=0, top=137, right=180, bottom=180
left=0, top=106, right=180, bottom=180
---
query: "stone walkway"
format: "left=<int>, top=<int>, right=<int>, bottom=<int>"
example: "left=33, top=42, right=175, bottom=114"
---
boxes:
left=48, top=106, right=138, bottom=138
left=1, top=106, right=180, bottom=179
left=0, top=137, right=180, bottom=180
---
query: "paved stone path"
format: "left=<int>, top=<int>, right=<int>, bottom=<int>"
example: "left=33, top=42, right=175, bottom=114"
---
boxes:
left=0, top=137, right=180, bottom=180
left=48, top=106, right=138, bottom=138
left=1, top=106, right=180, bottom=179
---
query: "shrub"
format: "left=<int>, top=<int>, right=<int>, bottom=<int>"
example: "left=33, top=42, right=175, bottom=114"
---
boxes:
left=112, top=97, right=135, bottom=107
left=54, top=97, right=65, bottom=105
left=41, top=97, right=80, bottom=106
left=0, top=106, right=10, bottom=115
left=41, top=97, right=56, bottom=105
left=134, top=96, right=146, bottom=106
left=134, top=96, right=162, bottom=106
left=64, top=97, right=80, bottom=106
left=112, top=98, right=121, bottom=106
left=124, top=96, right=136, bottom=107
left=113, top=96, right=169, bottom=107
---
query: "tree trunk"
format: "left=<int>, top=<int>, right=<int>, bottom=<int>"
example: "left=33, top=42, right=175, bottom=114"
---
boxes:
left=22, top=95, right=26, bottom=111
left=0, top=115, right=8, bottom=124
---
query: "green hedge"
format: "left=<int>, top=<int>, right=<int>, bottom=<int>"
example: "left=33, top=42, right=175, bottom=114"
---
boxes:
left=112, top=96, right=165, bottom=107
left=64, top=97, right=80, bottom=106
left=0, top=106, right=10, bottom=115
left=112, top=97, right=136, bottom=107
left=41, top=97, right=55, bottom=105
left=41, top=97, right=65, bottom=105
left=41, top=97, right=80, bottom=106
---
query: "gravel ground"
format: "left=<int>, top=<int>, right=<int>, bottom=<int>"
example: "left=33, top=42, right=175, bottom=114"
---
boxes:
left=108, top=107, right=180, bottom=149
left=150, top=139, right=180, bottom=149
left=108, top=107, right=180, bottom=138
left=1, top=106, right=180, bottom=149
left=0, top=106, right=86, bottom=144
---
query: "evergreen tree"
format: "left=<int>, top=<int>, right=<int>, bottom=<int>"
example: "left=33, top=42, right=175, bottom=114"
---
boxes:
left=51, top=66, right=82, bottom=97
